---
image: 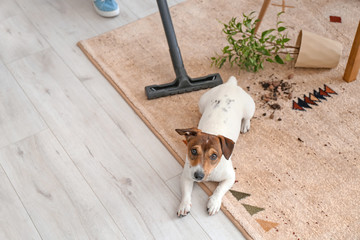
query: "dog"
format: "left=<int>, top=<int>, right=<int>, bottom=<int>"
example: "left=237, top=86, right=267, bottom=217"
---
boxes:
left=175, top=76, right=255, bottom=217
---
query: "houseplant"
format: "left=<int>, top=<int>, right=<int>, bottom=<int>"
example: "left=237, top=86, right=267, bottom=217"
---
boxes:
left=211, top=11, right=342, bottom=72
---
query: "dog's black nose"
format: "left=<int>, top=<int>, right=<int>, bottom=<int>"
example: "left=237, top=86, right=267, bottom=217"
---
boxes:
left=194, top=171, right=204, bottom=181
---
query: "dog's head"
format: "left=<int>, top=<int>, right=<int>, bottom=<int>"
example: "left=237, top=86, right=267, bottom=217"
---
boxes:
left=176, top=128, right=235, bottom=182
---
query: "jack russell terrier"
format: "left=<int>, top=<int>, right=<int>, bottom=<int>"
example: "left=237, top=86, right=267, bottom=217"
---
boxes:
left=176, top=76, right=255, bottom=216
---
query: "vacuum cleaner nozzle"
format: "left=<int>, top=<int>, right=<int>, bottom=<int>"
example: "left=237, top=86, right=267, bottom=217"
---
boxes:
left=145, top=73, right=222, bottom=99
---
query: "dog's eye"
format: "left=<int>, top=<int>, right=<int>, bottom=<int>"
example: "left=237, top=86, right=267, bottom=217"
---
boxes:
left=191, top=149, right=197, bottom=155
left=210, top=154, right=217, bottom=161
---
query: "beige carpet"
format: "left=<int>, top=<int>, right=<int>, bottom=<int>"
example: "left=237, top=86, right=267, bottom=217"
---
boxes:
left=78, top=0, right=360, bottom=239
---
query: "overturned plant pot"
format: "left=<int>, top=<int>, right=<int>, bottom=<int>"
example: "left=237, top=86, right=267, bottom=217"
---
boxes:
left=295, top=30, right=343, bottom=68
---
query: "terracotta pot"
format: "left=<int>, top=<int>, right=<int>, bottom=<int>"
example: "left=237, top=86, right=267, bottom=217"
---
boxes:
left=295, top=30, right=342, bottom=68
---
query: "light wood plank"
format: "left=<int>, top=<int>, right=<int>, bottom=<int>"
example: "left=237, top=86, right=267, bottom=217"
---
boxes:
left=0, top=0, right=23, bottom=22
left=0, top=164, right=41, bottom=240
left=65, top=0, right=182, bottom=36
left=81, top=71, right=183, bottom=181
left=66, top=0, right=138, bottom=35
left=15, top=0, right=100, bottom=80
left=15, top=0, right=179, bottom=80
left=0, top=130, right=125, bottom=240
left=0, top=14, right=48, bottom=63
left=167, top=175, right=246, bottom=240
left=0, top=63, right=47, bottom=148
left=15, top=0, right=94, bottom=45
left=8, top=49, right=210, bottom=240
left=120, top=0, right=158, bottom=19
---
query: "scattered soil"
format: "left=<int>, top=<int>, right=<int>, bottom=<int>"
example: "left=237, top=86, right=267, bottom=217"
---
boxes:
left=258, top=73, right=295, bottom=119
left=269, top=111, right=275, bottom=119
left=260, top=79, right=294, bottom=103
left=270, top=103, right=281, bottom=110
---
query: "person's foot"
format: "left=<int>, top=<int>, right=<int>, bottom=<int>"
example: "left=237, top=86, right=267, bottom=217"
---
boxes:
left=93, top=0, right=119, bottom=17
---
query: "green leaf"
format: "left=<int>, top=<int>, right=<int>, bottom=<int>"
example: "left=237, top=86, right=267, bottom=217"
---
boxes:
left=285, top=53, right=293, bottom=61
left=258, top=47, right=271, bottom=56
left=277, top=11, right=284, bottom=16
left=264, top=49, right=271, bottom=56
left=266, top=58, right=274, bottom=63
left=261, top=29, right=275, bottom=38
left=227, top=35, right=234, bottom=44
left=283, top=38, right=290, bottom=43
left=260, top=62, right=264, bottom=69
left=275, top=55, right=284, bottom=64
left=236, top=23, right=242, bottom=32
left=278, top=26, right=286, bottom=32
left=243, top=49, right=249, bottom=58
left=219, top=57, right=227, bottom=68
left=223, top=46, right=230, bottom=53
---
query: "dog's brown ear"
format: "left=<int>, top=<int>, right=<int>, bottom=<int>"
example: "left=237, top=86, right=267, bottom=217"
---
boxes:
left=175, top=128, right=201, bottom=136
left=218, top=135, right=235, bottom=160
left=175, top=128, right=201, bottom=142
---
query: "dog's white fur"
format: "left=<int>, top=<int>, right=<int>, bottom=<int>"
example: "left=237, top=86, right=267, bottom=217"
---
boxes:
left=178, top=76, right=255, bottom=216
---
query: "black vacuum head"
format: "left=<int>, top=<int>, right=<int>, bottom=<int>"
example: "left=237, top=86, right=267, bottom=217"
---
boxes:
left=145, top=73, right=222, bottom=100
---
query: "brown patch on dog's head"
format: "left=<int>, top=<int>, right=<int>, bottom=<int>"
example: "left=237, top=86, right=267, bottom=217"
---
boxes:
left=175, top=128, right=235, bottom=179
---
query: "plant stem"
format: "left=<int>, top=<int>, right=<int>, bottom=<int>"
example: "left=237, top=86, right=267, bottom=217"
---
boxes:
left=276, top=51, right=299, bottom=54
left=282, top=45, right=299, bottom=49
left=264, top=41, right=299, bottom=50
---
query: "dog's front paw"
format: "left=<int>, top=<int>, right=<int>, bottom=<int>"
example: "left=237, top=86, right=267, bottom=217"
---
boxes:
left=177, top=201, right=191, bottom=217
left=207, top=196, right=222, bottom=216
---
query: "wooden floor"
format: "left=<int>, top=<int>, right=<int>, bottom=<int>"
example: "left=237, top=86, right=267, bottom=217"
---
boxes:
left=0, top=0, right=245, bottom=239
